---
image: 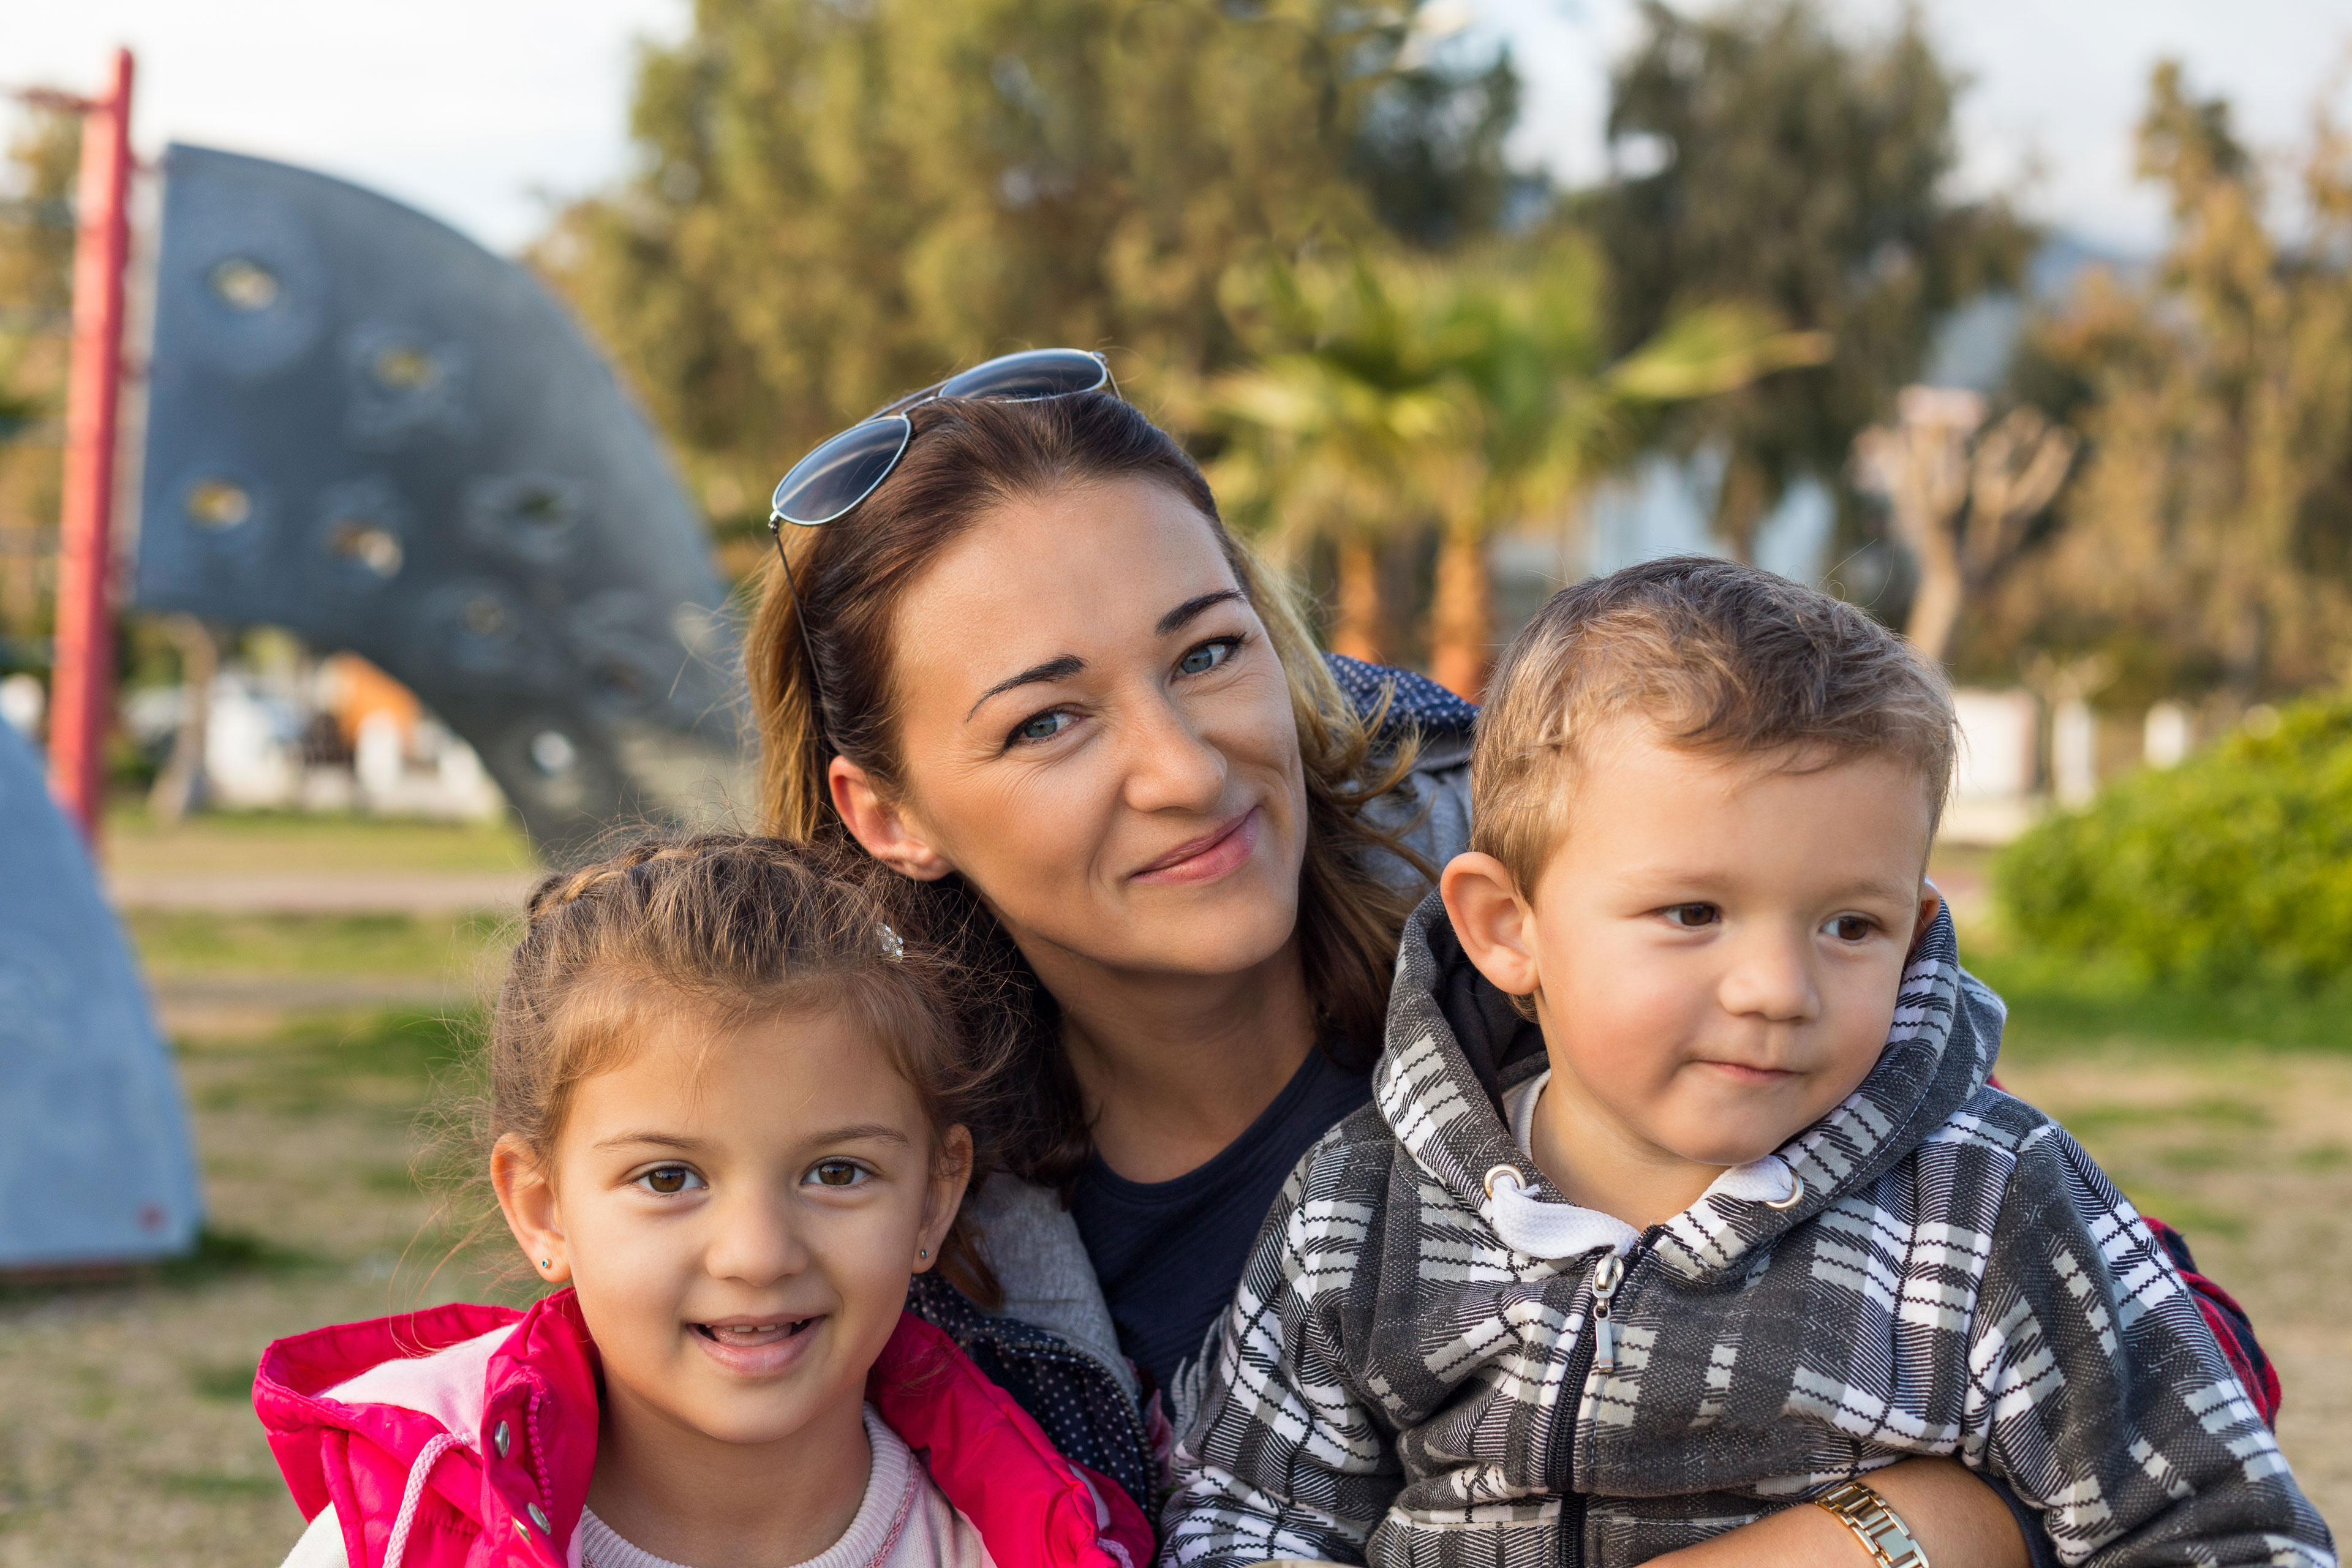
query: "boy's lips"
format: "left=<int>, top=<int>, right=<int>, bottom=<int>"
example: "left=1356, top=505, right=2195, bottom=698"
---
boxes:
left=1132, top=807, right=1259, bottom=884
left=690, top=1314, right=822, bottom=1376
left=1695, top=1059, right=1799, bottom=1085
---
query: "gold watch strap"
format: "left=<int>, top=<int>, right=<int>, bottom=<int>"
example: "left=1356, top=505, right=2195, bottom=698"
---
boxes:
left=1813, top=1479, right=1931, bottom=1568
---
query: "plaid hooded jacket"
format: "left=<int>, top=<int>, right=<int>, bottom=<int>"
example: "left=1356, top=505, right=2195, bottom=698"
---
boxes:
left=1161, top=895, right=2332, bottom=1567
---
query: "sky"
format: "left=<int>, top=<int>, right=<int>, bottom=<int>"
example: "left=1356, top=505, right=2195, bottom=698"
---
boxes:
left=9, top=0, right=2351, bottom=257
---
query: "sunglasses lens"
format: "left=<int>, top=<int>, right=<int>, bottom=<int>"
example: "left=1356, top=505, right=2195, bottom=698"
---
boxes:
left=938, top=348, right=1108, bottom=404
left=770, top=417, right=913, bottom=526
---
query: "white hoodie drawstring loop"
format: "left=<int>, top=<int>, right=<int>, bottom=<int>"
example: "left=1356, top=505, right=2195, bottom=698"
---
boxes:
left=384, top=1430, right=471, bottom=1568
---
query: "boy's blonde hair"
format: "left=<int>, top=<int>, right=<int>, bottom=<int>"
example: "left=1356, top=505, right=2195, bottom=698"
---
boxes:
left=1471, top=557, right=1957, bottom=892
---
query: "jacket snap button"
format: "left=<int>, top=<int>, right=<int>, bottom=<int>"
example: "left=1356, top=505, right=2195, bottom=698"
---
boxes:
left=513, top=1520, right=528, bottom=1540
left=493, top=1420, right=511, bottom=1458
left=528, top=1501, right=551, bottom=1532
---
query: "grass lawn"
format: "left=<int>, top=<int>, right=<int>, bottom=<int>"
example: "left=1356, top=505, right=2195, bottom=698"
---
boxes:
left=101, top=804, right=537, bottom=879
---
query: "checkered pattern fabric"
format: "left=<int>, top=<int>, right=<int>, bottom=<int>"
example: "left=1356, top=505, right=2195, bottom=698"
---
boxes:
left=1160, top=895, right=2334, bottom=1568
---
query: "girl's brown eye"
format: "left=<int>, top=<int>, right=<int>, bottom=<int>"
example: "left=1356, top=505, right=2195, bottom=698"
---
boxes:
left=641, top=1166, right=697, bottom=1195
left=812, top=1159, right=864, bottom=1188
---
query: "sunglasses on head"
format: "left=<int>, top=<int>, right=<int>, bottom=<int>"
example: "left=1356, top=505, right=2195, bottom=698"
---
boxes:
left=767, top=347, right=1116, bottom=531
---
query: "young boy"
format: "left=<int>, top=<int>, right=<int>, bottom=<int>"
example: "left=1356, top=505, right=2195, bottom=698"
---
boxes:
left=1161, top=560, right=2331, bottom=1568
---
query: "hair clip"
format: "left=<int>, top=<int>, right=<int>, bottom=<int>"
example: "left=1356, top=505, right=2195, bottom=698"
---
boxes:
left=877, top=922, right=905, bottom=960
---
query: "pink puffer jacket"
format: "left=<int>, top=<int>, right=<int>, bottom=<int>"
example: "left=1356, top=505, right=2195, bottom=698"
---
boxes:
left=254, top=1291, right=1153, bottom=1568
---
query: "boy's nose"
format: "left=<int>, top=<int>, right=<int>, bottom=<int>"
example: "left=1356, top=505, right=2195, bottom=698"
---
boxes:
left=1717, top=929, right=1820, bottom=1023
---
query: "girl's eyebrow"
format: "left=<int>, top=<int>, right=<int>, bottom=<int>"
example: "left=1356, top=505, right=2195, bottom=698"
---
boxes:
left=594, top=1131, right=703, bottom=1152
left=810, top=1123, right=912, bottom=1147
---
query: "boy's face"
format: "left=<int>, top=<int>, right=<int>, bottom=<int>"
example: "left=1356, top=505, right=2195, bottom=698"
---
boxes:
left=1444, top=717, right=1940, bottom=1211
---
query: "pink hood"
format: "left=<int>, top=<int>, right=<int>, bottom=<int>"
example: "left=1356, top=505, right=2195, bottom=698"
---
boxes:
left=254, top=1292, right=1152, bottom=1568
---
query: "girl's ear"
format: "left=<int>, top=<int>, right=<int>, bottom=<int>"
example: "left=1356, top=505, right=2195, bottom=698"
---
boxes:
left=913, top=1125, right=975, bottom=1275
left=830, top=757, right=956, bottom=882
left=1440, top=851, right=1543, bottom=1000
left=491, top=1134, right=571, bottom=1286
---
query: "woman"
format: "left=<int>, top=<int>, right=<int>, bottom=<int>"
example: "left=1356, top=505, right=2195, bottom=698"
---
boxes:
left=747, top=352, right=2259, bottom=1566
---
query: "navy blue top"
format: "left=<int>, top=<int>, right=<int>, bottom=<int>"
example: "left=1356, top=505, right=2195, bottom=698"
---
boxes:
left=1069, top=1045, right=1376, bottom=1417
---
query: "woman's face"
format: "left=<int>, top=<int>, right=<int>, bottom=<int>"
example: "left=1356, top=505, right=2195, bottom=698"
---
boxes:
left=832, top=478, right=1308, bottom=984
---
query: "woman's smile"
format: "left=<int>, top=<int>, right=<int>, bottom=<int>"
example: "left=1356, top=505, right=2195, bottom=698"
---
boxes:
left=1132, top=807, right=1261, bottom=885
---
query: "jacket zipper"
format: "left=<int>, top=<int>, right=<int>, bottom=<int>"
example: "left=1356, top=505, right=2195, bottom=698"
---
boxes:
left=1556, top=1245, right=1644, bottom=1568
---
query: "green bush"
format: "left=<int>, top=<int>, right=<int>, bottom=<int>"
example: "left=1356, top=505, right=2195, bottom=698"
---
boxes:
left=1997, top=692, right=2352, bottom=992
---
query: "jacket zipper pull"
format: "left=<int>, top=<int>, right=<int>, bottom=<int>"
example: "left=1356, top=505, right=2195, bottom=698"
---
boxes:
left=1589, top=1251, right=1626, bottom=1375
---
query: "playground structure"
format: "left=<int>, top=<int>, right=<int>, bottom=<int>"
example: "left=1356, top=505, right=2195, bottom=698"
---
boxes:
left=0, top=49, right=753, bottom=1269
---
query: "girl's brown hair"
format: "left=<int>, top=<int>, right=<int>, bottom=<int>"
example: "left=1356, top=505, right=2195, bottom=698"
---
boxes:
left=491, top=834, right=1006, bottom=1299
left=747, top=391, right=1427, bottom=1187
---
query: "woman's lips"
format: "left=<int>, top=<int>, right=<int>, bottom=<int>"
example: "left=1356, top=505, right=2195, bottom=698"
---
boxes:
left=690, top=1315, right=821, bottom=1377
left=1132, top=807, right=1260, bottom=885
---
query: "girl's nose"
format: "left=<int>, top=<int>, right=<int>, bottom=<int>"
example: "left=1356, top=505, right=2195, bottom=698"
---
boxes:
left=703, top=1189, right=807, bottom=1287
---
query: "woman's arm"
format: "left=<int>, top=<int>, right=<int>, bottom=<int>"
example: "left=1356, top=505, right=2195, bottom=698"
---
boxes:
left=1645, top=1458, right=2031, bottom=1568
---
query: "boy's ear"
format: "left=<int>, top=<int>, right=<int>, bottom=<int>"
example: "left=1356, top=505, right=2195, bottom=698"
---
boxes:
left=491, top=1134, right=571, bottom=1286
left=831, top=758, right=956, bottom=882
left=1913, top=880, right=1946, bottom=948
left=1439, top=852, right=1542, bottom=1000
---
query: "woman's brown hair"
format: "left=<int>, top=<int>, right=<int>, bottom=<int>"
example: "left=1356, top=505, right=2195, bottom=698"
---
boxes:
left=747, top=391, right=1427, bottom=1187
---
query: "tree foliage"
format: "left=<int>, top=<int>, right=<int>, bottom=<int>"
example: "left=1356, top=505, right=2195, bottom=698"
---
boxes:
left=1580, top=0, right=2031, bottom=565
left=1999, top=692, right=2352, bottom=993
left=536, top=0, right=1523, bottom=523
left=1966, top=63, right=2352, bottom=706
left=1202, top=241, right=1826, bottom=692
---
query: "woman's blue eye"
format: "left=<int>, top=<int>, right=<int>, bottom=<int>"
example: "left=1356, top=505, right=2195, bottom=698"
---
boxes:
left=1177, top=639, right=1237, bottom=677
left=1663, top=903, right=1720, bottom=929
left=808, top=1159, right=868, bottom=1189
left=1013, top=710, right=1073, bottom=744
left=636, top=1165, right=704, bottom=1196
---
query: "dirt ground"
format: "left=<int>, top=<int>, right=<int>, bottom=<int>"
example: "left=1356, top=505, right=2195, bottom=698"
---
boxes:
left=0, top=816, right=2342, bottom=1562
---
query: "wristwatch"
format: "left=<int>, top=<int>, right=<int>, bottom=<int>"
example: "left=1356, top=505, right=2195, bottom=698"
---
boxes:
left=1813, top=1478, right=1930, bottom=1568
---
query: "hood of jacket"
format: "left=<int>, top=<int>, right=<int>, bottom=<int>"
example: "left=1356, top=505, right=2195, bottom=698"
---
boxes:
left=254, top=1291, right=1153, bottom=1568
left=1372, top=888, right=2003, bottom=1287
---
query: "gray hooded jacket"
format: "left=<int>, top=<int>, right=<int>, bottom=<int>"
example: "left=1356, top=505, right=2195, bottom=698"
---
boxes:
left=1160, top=894, right=2332, bottom=1567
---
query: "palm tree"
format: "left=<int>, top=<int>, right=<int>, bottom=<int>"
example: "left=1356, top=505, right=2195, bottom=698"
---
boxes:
left=1206, top=241, right=1828, bottom=695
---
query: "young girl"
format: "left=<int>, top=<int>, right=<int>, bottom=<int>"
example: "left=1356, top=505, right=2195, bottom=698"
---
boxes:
left=255, top=837, right=1153, bottom=1568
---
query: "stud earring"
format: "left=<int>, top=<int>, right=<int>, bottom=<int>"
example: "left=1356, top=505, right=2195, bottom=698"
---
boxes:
left=918, top=1246, right=929, bottom=1261
left=538, top=1258, right=551, bottom=1269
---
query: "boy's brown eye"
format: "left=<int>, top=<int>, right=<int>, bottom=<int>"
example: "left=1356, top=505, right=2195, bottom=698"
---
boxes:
left=1830, top=915, right=1874, bottom=941
left=1664, top=903, right=1719, bottom=928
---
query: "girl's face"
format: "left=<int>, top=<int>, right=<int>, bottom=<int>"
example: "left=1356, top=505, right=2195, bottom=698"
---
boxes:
left=494, top=1008, right=970, bottom=1449
left=831, top=478, right=1310, bottom=984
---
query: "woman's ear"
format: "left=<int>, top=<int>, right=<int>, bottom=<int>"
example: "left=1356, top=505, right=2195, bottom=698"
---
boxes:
left=1440, top=851, right=1543, bottom=1000
left=491, top=1134, right=571, bottom=1286
left=914, top=1125, right=976, bottom=1275
left=829, top=757, right=956, bottom=882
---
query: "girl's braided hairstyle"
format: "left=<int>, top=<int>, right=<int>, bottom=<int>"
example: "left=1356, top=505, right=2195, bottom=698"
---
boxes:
left=491, top=834, right=1009, bottom=1300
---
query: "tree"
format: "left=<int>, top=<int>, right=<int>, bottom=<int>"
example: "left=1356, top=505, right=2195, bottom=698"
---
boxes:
left=1850, top=387, right=2076, bottom=664
left=535, top=0, right=1525, bottom=525
left=0, top=105, right=78, bottom=643
left=1581, top=0, right=2031, bottom=570
left=1964, top=63, right=2352, bottom=707
left=1204, top=240, right=1828, bottom=693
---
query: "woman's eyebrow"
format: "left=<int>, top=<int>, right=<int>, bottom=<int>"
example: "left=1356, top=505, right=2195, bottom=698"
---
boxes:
left=967, top=654, right=1086, bottom=722
left=1157, top=589, right=1245, bottom=636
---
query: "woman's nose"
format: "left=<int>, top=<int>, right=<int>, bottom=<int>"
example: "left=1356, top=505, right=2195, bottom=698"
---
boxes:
left=1118, top=689, right=1229, bottom=815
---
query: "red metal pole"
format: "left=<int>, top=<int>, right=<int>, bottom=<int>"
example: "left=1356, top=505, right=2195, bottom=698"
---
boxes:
left=48, top=48, right=134, bottom=844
